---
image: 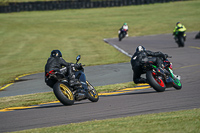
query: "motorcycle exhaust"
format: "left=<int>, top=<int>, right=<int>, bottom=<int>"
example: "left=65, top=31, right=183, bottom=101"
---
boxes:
left=75, top=93, right=86, bottom=101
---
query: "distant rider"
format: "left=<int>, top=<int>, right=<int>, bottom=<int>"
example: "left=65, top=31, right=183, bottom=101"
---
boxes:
left=130, top=46, right=168, bottom=84
left=45, top=50, right=82, bottom=88
left=119, top=23, right=129, bottom=37
left=173, top=22, right=186, bottom=41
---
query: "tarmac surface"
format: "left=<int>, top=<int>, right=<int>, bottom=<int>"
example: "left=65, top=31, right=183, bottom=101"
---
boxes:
left=0, top=32, right=200, bottom=132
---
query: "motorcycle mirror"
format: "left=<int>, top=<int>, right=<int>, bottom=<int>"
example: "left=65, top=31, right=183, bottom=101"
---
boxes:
left=76, top=55, right=81, bottom=63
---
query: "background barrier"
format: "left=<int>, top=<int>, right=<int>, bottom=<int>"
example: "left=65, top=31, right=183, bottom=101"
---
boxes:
left=0, top=0, right=181, bottom=13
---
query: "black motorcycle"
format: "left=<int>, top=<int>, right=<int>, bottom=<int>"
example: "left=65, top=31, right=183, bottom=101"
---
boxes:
left=174, top=32, right=185, bottom=47
left=142, top=56, right=182, bottom=92
left=195, top=31, right=200, bottom=39
left=48, top=55, right=99, bottom=105
left=118, top=29, right=127, bottom=41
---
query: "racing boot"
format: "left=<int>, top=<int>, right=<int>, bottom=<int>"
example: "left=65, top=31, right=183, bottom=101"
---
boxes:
left=166, top=77, right=173, bottom=83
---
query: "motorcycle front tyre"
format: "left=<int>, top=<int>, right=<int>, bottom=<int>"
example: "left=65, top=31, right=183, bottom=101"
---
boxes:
left=173, top=79, right=182, bottom=90
left=119, top=33, right=122, bottom=41
left=53, top=82, right=75, bottom=105
left=146, top=71, right=166, bottom=92
left=86, top=81, right=99, bottom=102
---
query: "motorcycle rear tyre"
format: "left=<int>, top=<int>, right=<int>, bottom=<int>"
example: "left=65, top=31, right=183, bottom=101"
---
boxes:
left=53, top=82, right=75, bottom=105
left=146, top=71, right=166, bottom=92
left=86, top=81, right=99, bottom=102
left=178, top=36, right=185, bottom=47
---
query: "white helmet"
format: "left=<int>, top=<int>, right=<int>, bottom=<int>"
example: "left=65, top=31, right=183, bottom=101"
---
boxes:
left=136, top=46, right=146, bottom=52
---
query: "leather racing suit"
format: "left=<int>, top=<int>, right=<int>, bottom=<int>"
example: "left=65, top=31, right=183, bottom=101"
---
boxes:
left=130, top=50, right=167, bottom=84
left=45, top=56, right=81, bottom=88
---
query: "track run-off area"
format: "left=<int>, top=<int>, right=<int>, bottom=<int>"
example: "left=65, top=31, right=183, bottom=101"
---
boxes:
left=0, top=32, right=199, bottom=132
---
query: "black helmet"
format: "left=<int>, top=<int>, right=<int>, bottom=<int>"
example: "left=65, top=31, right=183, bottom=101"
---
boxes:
left=50, top=50, right=62, bottom=57
left=176, top=22, right=180, bottom=26
left=136, top=46, right=146, bottom=52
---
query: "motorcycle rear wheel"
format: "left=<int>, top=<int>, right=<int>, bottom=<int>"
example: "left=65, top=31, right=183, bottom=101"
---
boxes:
left=86, top=81, right=99, bottom=102
left=146, top=71, right=166, bottom=92
left=178, top=36, right=185, bottom=47
left=53, top=82, right=75, bottom=105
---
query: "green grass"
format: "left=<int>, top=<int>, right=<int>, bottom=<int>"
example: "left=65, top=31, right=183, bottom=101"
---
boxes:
left=11, top=108, right=200, bottom=133
left=0, top=0, right=200, bottom=87
left=0, top=82, right=135, bottom=109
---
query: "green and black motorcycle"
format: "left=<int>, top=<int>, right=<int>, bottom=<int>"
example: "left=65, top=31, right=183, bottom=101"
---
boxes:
left=142, top=56, right=182, bottom=92
left=174, top=32, right=186, bottom=47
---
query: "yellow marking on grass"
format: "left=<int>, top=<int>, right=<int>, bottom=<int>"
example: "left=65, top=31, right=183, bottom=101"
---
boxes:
left=0, top=101, right=61, bottom=112
left=39, top=101, right=60, bottom=105
left=98, top=85, right=150, bottom=96
left=0, top=72, right=36, bottom=91
left=15, top=73, right=36, bottom=80
left=0, top=83, right=14, bottom=91
left=0, top=106, right=38, bottom=112
left=137, top=83, right=149, bottom=86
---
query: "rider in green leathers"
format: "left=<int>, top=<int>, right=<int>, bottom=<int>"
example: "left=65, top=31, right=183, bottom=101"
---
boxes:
left=173, top=22, right=186, bottom=41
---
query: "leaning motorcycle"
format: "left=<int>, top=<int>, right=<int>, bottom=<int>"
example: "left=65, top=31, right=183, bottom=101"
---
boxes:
left=118, top=29, right=127, bottom=41
left=47, top=55, right=99, bottom=105
left=142, top=56, right=182, bottom=92
left=174, top=32, right=185, bottom=47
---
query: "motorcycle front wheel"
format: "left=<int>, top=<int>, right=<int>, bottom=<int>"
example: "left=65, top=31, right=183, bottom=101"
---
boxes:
left=172, top=78, right=182, bottom=90
left=119, top=33, right=123, bottom=41
left=146, top=71, right=166, bottom=92
left=53, top=82, right=75, bottom=105
left=86, top=81, right=99, bottom=102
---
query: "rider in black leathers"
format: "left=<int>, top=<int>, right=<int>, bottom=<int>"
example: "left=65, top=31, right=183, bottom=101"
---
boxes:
left=130, top=46, right=168, bottom=84
left=45, top=50, right=82, bottom=88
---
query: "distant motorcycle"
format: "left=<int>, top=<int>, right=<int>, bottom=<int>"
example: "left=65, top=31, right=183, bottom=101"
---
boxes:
left=195, top=31, right=200, bottom=39
left=118, top=29, right=127, bottom=41
left=47, top=55, right=99, bottom=105
left=142, top=56, right=182, bottom=92
left=174, top=32, right=186, bottom=47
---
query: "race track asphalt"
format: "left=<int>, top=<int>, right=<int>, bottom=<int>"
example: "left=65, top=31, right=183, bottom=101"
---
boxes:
left=0, top=32, right=200, bottom=132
